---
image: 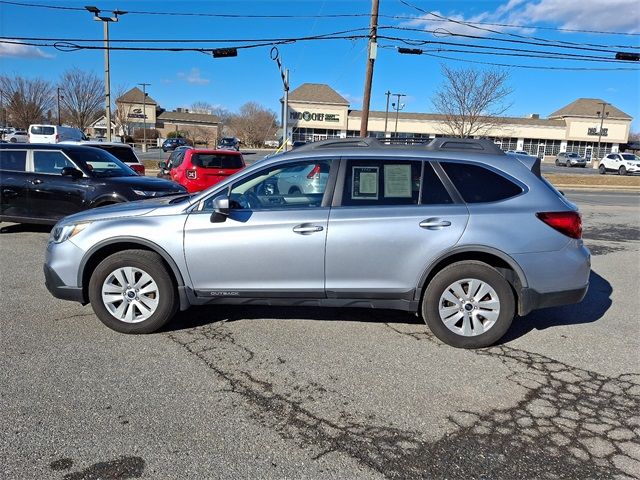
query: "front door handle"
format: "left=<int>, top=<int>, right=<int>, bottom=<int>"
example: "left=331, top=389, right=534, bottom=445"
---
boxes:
left=30, top=178, right=43, bottom=185
left=419, top=218, right=452, bottom=229
left=293, top=224, right=324, bottom=235
left=2, top=189, right=18, bottom=198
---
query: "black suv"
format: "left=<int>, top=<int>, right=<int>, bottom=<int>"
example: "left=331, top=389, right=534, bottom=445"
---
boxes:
left=162, top=137, right=189, bottom=152
left=0, top=143, right=186, bottom=225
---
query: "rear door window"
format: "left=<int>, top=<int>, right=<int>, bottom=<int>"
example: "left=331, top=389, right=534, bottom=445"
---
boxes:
left=192, top=153, right=244, bottom=169
left=342, top=159, right=421, bottom=207
left=0, top=150, right=27, bottom=171
left=440, top=162, right=522, bottom=203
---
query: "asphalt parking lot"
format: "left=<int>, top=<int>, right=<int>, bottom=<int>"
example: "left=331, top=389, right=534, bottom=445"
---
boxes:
left=1, top=190, right=639, bottom=479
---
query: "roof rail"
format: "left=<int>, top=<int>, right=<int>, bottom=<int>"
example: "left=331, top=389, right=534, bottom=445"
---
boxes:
left=288, top=136, right=504, bottom=155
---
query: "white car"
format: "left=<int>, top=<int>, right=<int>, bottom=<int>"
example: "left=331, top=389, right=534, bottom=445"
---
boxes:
left=28, top=124, right=85, bottom=143
left=5, top=130, right=28, bottom=143
left=599, top=152, right=640, bottom=175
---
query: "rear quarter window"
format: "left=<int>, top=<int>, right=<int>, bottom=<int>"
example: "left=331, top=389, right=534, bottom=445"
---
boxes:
left=441, top=162, right=523, bottom=203
left=192, top=153, right=244, bottom=169
left=0, top=150, right=27, bottom=171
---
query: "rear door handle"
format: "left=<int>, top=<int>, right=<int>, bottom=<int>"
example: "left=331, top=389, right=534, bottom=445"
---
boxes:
left=2, top=189, right=18, bottom=198
left=419, top=218, right=451, bottom=229
left=293, top=224, right=324, bottom=235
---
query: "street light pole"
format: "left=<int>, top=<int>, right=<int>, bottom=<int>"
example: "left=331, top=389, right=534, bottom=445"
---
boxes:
left=85, top=6, right=127, bottom=142
left=596, top=102, right=610, bottom=162
left=56, top=87, right=63, bottom=126
left=393, top=93, right=406, bottom=137
left=383, top=90, right=391, bottom=137
left=138, top=82, right=151, bottom=150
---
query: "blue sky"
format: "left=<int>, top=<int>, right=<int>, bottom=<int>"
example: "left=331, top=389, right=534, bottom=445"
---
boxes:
left=1, top=0, right=639, bottom=130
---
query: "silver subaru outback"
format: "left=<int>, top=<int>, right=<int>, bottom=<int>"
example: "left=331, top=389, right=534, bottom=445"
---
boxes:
left=44, top=138, right=590, bottom=348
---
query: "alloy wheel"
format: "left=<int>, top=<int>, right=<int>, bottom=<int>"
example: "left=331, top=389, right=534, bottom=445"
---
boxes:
left=101, top=266, right=159, bottom=323
left=438, top=278, right=500, bottom=337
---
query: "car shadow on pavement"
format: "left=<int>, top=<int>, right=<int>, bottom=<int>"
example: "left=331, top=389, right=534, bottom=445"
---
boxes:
left=163, top=304, right=421, bottom=333
left=500, top=270, right=612, bottom=344
left=0, top=223, right=52, bottom=234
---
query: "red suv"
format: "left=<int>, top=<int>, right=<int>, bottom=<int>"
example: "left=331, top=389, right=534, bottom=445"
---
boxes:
left=163, top=149, right=245, bottom=193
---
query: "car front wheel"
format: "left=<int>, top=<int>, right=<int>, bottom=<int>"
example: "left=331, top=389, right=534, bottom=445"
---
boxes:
left=421, top=261, right=515, bottom=348
left=599, top=164, right=606, bottom=175
left=88, top=250, right=178, bottom=333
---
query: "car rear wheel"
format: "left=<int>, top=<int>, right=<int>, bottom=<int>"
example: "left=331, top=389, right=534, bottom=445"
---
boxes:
left=619, top=166, right=627, bottom=176
left=599, top=164, right=606, bottom=175
left=421, top=261, right=515, bottom=348
left=88, top=250, right=177, bottom=334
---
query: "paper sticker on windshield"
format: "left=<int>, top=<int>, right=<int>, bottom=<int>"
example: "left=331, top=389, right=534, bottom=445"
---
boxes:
left=352, top=166, right=378, bottom=200
left=384, top=164, right=412, bottom=198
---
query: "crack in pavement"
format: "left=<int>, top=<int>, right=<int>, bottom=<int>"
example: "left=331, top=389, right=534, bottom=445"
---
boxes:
left=166, top=322, right=640, bottom=479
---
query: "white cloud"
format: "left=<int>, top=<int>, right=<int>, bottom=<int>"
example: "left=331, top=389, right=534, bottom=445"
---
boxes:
left=338, top=91, right=363, bottom=107
left=177, top=68, right=210, bottom=85
left=402, top=0, right=640, bottom=36
left=0, top=41, right=53, bottom=59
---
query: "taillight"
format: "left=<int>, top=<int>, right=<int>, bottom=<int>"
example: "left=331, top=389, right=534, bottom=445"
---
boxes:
left=186, top=169, right=197, bottom=180
left=131, top=164, right=145, bottom=175
left=307, top=164, right=321, bottom=179
left=536, top=211, right=582, bottom=239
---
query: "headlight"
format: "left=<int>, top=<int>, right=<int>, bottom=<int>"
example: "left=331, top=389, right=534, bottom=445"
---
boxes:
left=627, top=162, right=636, bottom=166
left=132, top=189, right=166, bottom=197
left=49, top=223, right=91, bottom=244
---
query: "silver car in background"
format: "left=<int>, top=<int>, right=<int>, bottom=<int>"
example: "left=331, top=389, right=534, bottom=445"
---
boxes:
left=44, top=138, right=590, bottom=349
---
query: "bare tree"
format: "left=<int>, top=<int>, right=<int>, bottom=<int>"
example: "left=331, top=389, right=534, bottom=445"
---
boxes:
left=228, top=102, right=277, bottom=147
left=189, top=101, right=214, bottom=114
left=112, top=85, right=134, bottom=138
left=58, top=68, right=104, bottom=131
left=0, top=75, right=54, bottom=129
left=431, top=65, right=512, bottom=138
left=191, top=125, right=216, bottom=147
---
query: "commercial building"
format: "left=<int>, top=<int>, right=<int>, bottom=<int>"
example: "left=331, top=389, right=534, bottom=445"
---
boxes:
left=285, top=83, right=633, bottom=160
left=89, top=87, right=220, bottom=142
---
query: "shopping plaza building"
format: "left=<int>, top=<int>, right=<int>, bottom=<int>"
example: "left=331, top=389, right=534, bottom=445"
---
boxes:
left=285, top=84, right=633, bottom=160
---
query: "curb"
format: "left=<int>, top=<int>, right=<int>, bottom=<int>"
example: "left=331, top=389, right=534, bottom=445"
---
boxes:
left=551, top=184, right=640, bottom=192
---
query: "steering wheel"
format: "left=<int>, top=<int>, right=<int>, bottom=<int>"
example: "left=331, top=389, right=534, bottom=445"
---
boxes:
left=243, top=191, right=261, bottom=209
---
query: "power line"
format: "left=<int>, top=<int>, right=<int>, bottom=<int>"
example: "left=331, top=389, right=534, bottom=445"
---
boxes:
left=1, top=0, right=640, bottom=37
left=382, top=46, right=640, bottom=71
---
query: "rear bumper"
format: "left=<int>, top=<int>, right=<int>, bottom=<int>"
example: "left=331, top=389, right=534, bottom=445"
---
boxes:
left=44, top=263, right=86, bottom=303
left=519, top=284, right=588, bottom=316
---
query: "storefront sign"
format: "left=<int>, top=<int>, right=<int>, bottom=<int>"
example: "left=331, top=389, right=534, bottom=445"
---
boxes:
left=128, top=108, right=147, bottom=119
left=290, top=111, right=340, bottom=123
left=587, top=127, right=607, bottom=136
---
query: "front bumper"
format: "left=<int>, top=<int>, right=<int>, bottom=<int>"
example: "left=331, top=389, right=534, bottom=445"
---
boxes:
left=44, top=263, right=86, bottom=303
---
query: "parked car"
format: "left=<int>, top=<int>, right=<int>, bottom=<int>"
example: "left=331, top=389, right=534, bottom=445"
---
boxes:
left=61, top=141, right=145, bottom=175
left=598, top=152, right=640, bottom=175
left=162, top=137, right=189, bottom=152
left=28, top=124, right=85, bottom=143
left=217, top=137, right=240, bottom=151
left=159, top=148, right=245, bottom=193
left=6, top=130, right=28, bottom=143
left=555, top=152, right=587, bottom=167
left=43, top=137, right=590, bottom=349
left=157, top=146, right=191, bottom=179
left=0, top=143, right=186, bottom=225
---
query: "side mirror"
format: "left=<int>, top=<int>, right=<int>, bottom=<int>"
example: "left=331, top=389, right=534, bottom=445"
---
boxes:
left=61, top=167, right=83, bottom=179
left=158, top=161, right=167, bottom=169
left=210, top=195, right=230, bottom=223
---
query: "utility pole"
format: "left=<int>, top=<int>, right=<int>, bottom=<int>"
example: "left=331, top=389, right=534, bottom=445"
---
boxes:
left=85, top=6, right=127, bottom=142
left=138, top=82, right=151, bottom=150
left=359, top=0, right=380, bottom=137
left=56, top=87, right=63, bottom=126
left=392, top=93, right=406, bottom=137
left=383, top=90, right=391, bottom=136
left=596, top=102, right=610, bottom=162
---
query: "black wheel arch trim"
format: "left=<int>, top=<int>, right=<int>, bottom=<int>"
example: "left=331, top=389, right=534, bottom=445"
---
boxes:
left=88, top=193, right=129, bottom=207
left=78, top=236, right=187, bottom=303
left=415, top=245, right=529, bottom=300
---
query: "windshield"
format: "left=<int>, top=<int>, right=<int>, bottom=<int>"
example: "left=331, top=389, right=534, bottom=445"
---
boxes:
left=621, top=154, right=639, bottom=161
left=567, top=153, right=580, bottom=157
left=220, top=138, right=235, bottom=144
left=67, top=148, right=137, bottom=177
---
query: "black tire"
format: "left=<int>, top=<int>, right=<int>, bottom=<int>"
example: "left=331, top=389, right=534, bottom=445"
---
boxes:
left=9, top=137, right=16, bottom=143
left=421, top=261, right=515, bottom=348
left=555, top=159, right=560, bottom=166
left=619, top=166, right=627, bottom=176
left=288, top=186, right=302, bottom=195
left=599, top=164, right=606, bottom=175
left=88, top=250, right=177, bottom=334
